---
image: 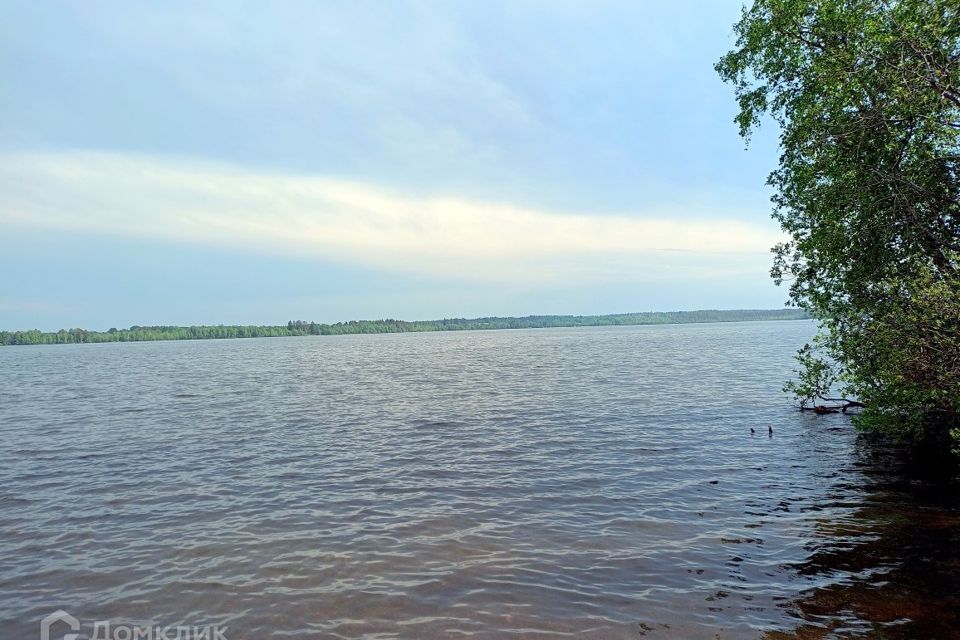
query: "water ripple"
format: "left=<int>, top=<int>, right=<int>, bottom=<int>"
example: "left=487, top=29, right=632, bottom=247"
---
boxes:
left=1, top=322, right=957, bottom=639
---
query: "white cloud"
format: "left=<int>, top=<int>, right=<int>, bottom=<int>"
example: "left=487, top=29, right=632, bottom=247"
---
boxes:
left=0, top=151, right=780, bottom=285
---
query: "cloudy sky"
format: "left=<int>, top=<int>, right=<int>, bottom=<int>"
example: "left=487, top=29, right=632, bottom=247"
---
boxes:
left=0, top=1, right=784, bottom=330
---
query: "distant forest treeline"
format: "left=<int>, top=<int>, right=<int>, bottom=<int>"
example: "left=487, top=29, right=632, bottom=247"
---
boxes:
left=1, top=309, right=809, bottom=346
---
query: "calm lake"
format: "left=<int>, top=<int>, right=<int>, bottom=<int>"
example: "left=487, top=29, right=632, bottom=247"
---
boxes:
left=2, top=321, right=958, bottom=639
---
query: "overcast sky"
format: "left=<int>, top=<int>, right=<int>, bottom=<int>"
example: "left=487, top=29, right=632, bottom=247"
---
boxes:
left=0, top=1, right=785, bottom=330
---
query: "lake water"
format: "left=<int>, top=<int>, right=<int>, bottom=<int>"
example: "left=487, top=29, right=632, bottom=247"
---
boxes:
left=1, top=321, right=958, bottom=639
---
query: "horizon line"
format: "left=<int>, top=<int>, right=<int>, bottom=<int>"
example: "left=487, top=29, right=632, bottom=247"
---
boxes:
left=2, top=308, right=808, bottom=336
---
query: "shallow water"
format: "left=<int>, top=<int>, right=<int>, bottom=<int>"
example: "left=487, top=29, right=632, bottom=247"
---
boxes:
left=1, top=321, right=957, bottom=639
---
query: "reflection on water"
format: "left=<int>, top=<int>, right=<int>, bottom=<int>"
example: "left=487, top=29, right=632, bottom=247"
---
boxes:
left=0, top=321, right=957, bottom=639
left=768, top=438, right=960, bottom=640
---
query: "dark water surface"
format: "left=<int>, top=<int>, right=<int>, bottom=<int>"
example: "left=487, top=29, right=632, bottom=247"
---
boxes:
left=2, top=321, right=958, bottom=639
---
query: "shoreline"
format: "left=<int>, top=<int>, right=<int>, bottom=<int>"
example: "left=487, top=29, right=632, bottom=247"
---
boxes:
left=2, top=309, right=810, bottom=346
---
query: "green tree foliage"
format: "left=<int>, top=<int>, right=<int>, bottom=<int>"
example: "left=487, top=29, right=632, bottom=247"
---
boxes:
left=717, top=0, right=960, bottom=447
left=0, top=309, right=807, bottom=346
